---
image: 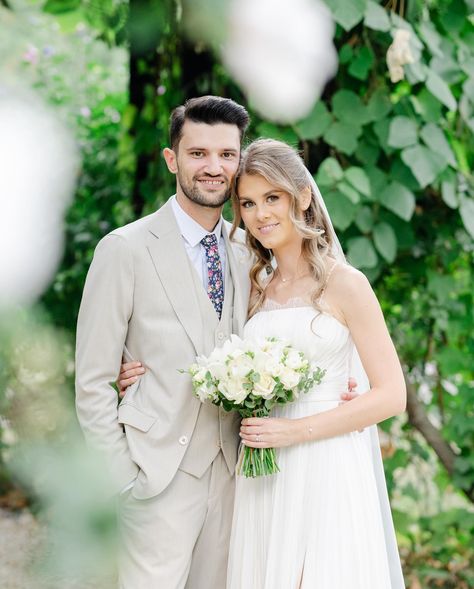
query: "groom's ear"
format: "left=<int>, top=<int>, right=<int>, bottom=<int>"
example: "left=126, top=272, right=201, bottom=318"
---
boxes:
left=163, top=147, right=178, bottom=174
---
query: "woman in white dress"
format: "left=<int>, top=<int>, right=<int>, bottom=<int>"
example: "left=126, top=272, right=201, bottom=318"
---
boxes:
left=226, top=139, right=406, bottom=589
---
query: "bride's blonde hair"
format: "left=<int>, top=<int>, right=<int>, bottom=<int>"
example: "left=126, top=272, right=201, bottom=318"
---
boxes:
left=230, top=139, right=335, bottom=317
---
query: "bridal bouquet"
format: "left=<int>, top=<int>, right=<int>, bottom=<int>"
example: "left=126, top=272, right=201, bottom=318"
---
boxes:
left=184, top=335, right=325, bottom=478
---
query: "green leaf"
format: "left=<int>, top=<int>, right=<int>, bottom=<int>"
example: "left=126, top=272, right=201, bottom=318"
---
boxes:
left=373, top=119, right=392, bottom=153
left=420, top=124, right=457, bottom=168
left=324, top=0, right=367, bottom=31
left=332, top=90, right=368, bottom=124
left=347, top=237, right=378, bottom=269
left=459, top=196, right=474, bottom=238
left=294, top=101, right=332, bottom=140
left=410, top=89, right=443, bottom=123
left=387, top=116, right=418, bottom=148
left=43, top=0, right=81, bottom=13
left=366, top=166, right=388, bottom=199
left=315, top=158, right=343, bottom=186
left=364, top=0, right=391, bottom=31
left=344, top=166, right=371, bottom=197
left=366, top=89, right=392, bottom=122
left=255, top=122, right=299, bottom=144
left=339, top=44, right=353, bottom=64
left=373, top=223, right=397, bottom=263
left=401, top=144, right=447, bottom=188
left=337, top=181, right=360, bottom=204
left=355, top=206, right=374, bottom=232
left=441, top=170, right=459, bottom=209
left=426, top=69, right=457, bottom=111
left=355, top=141, right=380, bottom=166
left=379, top=181, right=416, bottom=221
left=323, top=121, right=361, bottom=155
left=348, top=46, right=375, bottom=80
left=323, top=191, right=357, bottom=231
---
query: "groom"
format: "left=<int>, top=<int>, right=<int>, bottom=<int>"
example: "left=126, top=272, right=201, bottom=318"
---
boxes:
left=75, top=95, right=252, bottom=588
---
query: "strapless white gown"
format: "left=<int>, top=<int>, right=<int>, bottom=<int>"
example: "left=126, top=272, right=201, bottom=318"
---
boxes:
left=227, top=301, right=403, bottom=589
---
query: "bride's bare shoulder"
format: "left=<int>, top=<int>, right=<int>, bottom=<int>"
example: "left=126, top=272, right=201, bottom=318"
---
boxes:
left=326, top=263, right=374, bottom=304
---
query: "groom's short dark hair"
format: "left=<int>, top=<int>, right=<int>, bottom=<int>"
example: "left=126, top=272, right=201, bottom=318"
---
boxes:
left=169, top=96, right=250, bottom=150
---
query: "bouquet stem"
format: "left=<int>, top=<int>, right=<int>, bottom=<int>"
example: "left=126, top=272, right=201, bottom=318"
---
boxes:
left=237, top=445, right=280, bottom=477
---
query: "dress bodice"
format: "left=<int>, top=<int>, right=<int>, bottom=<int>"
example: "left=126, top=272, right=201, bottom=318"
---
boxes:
left=244, top=300, right=354, bottom=402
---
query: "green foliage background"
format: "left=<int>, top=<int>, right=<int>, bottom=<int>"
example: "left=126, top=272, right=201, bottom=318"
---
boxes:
left=0, top=0, right=473, bottom=587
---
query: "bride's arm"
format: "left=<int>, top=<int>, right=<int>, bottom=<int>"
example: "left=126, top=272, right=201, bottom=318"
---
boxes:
left=240, top=266, right=406, bottom=448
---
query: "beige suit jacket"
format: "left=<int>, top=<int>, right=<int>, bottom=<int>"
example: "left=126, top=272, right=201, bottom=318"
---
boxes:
left=75, top=199, right=251, bottom=499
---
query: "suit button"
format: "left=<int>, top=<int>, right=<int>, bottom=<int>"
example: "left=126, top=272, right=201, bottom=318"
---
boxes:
left=179, top=436, right=188, bottom=446
left=217, top=332, right=225, bottom=341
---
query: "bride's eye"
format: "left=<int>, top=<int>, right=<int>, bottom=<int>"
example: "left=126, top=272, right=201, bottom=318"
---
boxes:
left=241, top=200, right=254, bottom=209
left=267, top=195, right=279, bottom=203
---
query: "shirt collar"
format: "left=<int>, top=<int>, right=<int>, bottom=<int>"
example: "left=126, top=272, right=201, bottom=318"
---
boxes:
left=171, top=195, right=223, bottom=247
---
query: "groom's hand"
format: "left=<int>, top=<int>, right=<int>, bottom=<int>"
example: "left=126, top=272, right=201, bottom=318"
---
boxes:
left=117, top=361, right=145, bottom=397
left=339, top=376, right=358, bottom=404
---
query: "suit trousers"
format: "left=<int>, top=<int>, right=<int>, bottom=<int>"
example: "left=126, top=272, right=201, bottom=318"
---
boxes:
left=118, top=451, right=235, bottom=589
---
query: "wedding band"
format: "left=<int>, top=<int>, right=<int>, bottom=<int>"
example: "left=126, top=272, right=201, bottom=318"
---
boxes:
left=255, top=434, right=261, bottom=443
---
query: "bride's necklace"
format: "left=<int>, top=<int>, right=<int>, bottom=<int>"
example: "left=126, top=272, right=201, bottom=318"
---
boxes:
left=276, top=268, right=311, bottom=284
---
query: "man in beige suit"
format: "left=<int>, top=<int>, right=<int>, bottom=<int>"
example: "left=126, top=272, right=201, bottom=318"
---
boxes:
left=75, top=96, right=251, bottom=588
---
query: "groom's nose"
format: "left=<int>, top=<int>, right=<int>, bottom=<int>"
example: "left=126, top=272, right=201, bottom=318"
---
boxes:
left=203, top=153, right=223, bottom=175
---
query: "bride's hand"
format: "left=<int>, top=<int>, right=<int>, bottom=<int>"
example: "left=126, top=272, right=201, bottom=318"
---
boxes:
left=117, top=361, right=145, bottom=397
left=240, top=417, right=302, bottom=448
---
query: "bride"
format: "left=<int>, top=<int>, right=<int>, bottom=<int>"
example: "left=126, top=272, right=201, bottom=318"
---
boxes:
left=119, top=138, right=406, bottom=588
left=226, top=139, right=405, bottom=589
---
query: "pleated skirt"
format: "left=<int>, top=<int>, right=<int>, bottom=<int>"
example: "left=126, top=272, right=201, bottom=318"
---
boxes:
left=227, top=398, right=393, bottom=589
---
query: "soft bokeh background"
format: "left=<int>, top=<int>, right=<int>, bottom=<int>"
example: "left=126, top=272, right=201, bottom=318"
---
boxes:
left=0, top=1, right=473, bottom=588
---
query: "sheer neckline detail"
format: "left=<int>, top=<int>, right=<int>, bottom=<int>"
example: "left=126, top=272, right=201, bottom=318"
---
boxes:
left=260, top=296, right=313, bottom=311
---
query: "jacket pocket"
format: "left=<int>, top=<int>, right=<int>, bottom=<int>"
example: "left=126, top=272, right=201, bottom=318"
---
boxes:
left=118, top=403, right=157, bottom=433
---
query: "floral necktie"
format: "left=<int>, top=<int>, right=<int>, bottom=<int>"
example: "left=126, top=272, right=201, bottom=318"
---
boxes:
left=201, top=234, right=224, bottom=319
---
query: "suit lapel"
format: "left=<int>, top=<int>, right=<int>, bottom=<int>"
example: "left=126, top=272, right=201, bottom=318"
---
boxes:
left=222, top=223, right=250, bottom=335
left=147, top=200, right=204, bottom=355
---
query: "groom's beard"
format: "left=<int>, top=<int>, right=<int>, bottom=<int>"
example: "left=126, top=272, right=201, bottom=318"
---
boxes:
left=177, top=170, right=231, bottom=209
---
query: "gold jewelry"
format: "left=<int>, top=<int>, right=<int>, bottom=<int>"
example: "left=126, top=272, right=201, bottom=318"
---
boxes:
left=276, top=268, right=311, bottom=283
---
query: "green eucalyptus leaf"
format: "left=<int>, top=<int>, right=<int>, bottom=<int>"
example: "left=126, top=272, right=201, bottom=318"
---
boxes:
left=324, top=0, right=367, bottom=31
left=337, top=181, right=360, bottom=204
left=344, top=166, right=371, bottom=197
left=373, top=119, right=392, bottom=153
left=364, top=0, right=391, bottom=31
left=401, top=144, right=447, bottom=188
left=294, top=101, right=332, bottom=140
left=459, top=196, right=474, bottom=238
left=387, top=116, right=418, bottom=149
left=347, top=237, right=378, bottom=269
left=323, top=121, right=362, bottom=155
left=426, top=69, right=457, bottom=111
left=43, top=0, right=81, bottom=13
left=410, top=89, right=443, bottom=123
left=355, top=206, right=374, bottom=232
left=323, top=191, right=357, bottom=231
left=441, top=170, right=459, bottom=209
left=332, top=90, right=368, bottom=124
left=315, top=158, right=343, bottom=186
left=420, top=123, right=457, bottom=168
left=366, top=89, right=392, bottom=122
left=373, top=222, right=397, bottom=263
left=379, top=181, right=416, bottom=221
left=355, top=141, right=380, bottom=166
left=255, top=122, right=299, bottom=144
left=348, top=46, right=375, bottom=80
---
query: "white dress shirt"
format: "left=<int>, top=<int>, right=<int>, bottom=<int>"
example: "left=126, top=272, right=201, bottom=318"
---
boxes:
left=171, top=195, right=227, bottom=292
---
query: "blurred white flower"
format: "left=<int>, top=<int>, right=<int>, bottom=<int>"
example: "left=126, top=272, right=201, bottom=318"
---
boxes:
left=221, top=0, right=337, bottom=122
left=0, top=87, right=79, bottom=308
left=386, top=29, right=415, bottom=83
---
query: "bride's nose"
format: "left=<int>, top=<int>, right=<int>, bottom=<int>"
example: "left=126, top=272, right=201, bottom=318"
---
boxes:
left=256, top=204, right=270, bottom=221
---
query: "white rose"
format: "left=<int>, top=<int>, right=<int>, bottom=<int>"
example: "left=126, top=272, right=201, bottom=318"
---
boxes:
left=195, top=381, right=218, bottom=402
left=207, top=360, right=227, bottom=381
left=279, top=367, right=301, bottom=390
left=285, top=350, right=305, bottom=371
left=253, top=372, right=276, bottom=399
left=228, top=353, right=253, bottom=379
left=219, top=378, right=248, bottom=405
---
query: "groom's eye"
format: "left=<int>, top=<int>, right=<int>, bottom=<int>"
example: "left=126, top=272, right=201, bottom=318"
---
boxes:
left=190, top=151, right=204, bottom=157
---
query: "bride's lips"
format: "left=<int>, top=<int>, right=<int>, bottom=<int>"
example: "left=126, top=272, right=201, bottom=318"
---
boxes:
left=258, top=223, right=279, bottom=235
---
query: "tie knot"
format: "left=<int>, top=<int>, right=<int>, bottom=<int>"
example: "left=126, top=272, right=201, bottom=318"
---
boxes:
left=201, top=234, right=218, bottom=250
